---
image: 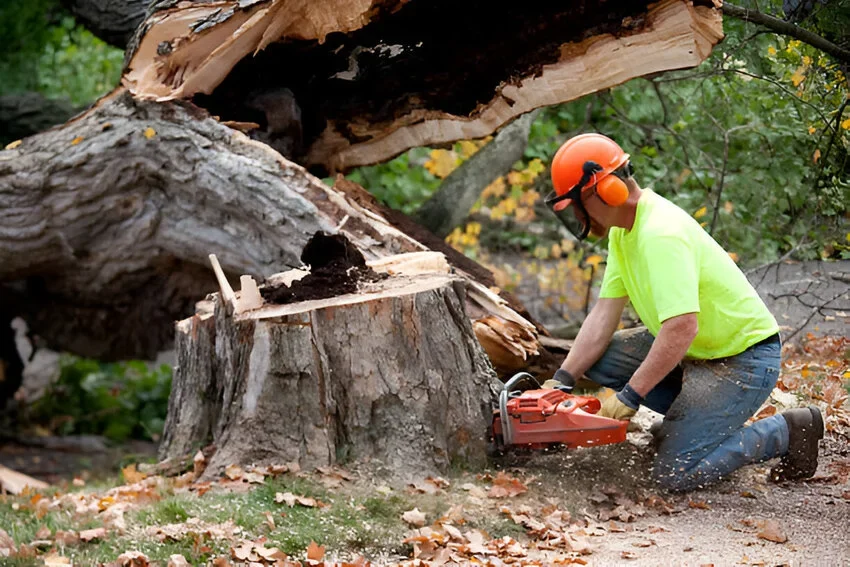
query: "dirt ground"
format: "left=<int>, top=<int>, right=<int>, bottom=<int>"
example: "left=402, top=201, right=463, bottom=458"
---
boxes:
left=498, top=420, right=850, bottom=566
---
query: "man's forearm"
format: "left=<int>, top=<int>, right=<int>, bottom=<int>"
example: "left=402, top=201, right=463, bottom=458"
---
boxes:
left=561, top=297, right=626, bottom=377
left=628, top=313, right=697, bottom=398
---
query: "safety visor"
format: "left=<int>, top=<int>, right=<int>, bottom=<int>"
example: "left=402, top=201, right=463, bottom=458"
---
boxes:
left=545, top=184, right=592, bottom=241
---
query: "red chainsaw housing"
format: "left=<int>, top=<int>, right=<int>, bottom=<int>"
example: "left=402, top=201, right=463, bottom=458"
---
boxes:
left=492, top=389, right=628, bottom=449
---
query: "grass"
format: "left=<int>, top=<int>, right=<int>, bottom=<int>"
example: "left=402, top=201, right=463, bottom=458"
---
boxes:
left=0, top=472, right=460, bottom=564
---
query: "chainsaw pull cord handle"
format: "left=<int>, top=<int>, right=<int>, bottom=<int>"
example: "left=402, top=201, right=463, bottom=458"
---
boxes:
left=499, top=372, right=538, bottom=445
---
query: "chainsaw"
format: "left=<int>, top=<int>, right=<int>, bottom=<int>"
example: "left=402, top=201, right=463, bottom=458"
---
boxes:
left=490, top=372, right=628, bottom=453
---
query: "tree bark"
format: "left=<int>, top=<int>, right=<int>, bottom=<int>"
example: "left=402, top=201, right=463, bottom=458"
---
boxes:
left=163, top=271, right=498, bottom=479
left=61, top=0, right=151, bottom=48
left=0, top=93, right=79, bottom=146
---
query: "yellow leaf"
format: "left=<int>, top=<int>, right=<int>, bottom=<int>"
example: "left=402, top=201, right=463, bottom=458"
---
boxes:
left=585, top=254, right=603, bottom=268
left=143, top=127, right=156, bottom=139
left=458, top=140, right=479, bottom=158
left=790, top=67, right=805, bottom=87
left=122, top=463, right=147, bottom=484
left=482, top=177, right=506, bottom=199
left=767, top=46, right=776, bottom=56
left=802, top=55, right=812, bottom=66
left=808, top=126, right=816, bottom=134
left=551, top=243, right=562, bottom=258
left=724, top=201, right=734, bottom=213
left=71, top=136, right=84, bottom=145
left=424, top=149, right=457, bottom=178
left=841, top=118, right=850, bottom=130
left=813, top=148, right=821, bottom=163
left=506, top=171, right=525, bottom=186
left=693, top=206, right=707, bottom=219
left=5, top=139, right=22, bottom=150
left=727, top=252, right=739, bottom=263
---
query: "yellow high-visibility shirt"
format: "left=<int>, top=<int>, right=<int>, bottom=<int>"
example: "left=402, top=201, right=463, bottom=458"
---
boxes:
left=599, top=190, right=779, bottom=359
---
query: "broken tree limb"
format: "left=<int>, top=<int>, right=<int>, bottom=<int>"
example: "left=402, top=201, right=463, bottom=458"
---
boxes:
left=162, top=267, right=499, bottom=478
left=122, top=0, right=722, bottom=171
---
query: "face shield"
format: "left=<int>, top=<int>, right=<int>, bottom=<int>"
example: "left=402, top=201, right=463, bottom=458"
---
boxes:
left=545, top=160, right=603, bottom=241
left=544, top=188, right=592, bottom=240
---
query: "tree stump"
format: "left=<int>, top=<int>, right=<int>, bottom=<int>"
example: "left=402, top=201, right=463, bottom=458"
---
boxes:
left=161, top=248, right=500, bottom=479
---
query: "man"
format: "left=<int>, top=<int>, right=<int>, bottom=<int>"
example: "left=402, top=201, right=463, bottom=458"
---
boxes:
left=542, top=133, right=823, bottom=491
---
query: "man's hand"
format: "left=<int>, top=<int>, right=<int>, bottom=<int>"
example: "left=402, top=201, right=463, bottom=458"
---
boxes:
left=598, top=395, right=637, bottom=420
left=598, top=384, right=643, bottom=421
left=540, top=369, right=576, bottom=391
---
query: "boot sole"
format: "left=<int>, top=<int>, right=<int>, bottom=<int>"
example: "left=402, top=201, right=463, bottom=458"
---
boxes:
left=769, top=406, right=824, bottom=483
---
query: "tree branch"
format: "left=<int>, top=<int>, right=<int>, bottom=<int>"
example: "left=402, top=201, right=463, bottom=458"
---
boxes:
left=722, top=3, right=850, bottom=63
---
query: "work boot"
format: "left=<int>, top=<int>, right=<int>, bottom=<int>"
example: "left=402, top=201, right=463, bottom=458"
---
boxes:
left=770, top=406, right=824, bottom=482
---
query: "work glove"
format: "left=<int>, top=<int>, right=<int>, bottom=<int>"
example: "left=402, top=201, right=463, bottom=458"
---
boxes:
left=540, top=369, right=576, bottom=392
left=598, top=384, right=643, bottom=421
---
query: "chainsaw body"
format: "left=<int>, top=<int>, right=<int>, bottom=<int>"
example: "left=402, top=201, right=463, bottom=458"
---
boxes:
left=491, top=372, right=628, bottom=450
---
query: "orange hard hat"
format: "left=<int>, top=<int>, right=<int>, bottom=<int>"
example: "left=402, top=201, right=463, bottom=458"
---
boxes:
left=549, top=133, right=630, bottom=209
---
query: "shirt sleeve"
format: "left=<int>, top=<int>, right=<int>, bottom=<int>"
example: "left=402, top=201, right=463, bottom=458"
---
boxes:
left=599, top=240, right=627, bottom=299
left=645, top=234, right=700, bottom=323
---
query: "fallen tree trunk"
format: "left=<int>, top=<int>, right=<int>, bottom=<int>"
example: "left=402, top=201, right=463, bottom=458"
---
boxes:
left=163, top=245, right=499, bottom=478
left=0, top=91, right=543, bottom=375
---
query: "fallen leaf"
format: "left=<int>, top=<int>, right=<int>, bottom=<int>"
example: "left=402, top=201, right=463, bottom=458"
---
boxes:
left=262, top=511, right=275, bottom=530
left=194, top=451, right=207, bottom=477
left=275, top=492, right=296, bottom=506
left=143, top=127, right=156, bottom=139
left=306, top=541, right=325, bottom=561
left=232, top=541, right=253, bottom=561
left=0, top=529, right=17, bottom=556
left=402, top=508, right=427, bottom=527
left=5, top=140, right=22, bottom=150
left=72, top=477, right=86, bottom=487
left=79, top=527, right=107, bottom=542
left=43, top=554, right=71, bottom=566
left=688, top=499, right=711, bottom=510
left=167, top=555, right=191, bottom=567
left=487, top=471, right=528, bottom=498
left=116, top=550, right=150, bottom=566
left=621, top=550, right=639, bottom=559
left=54, top=531, right=79, bottom=546
left=71, top=136, right=84, bottom=145
left=757, top=519, right=787, bottom=543
left=122, top=464, right=147, bottom=484
left=224, top=464, right=244, bottom=480
left=242, top=471, right=265, bottom=484
left=35, top=526, right=51, bottom=539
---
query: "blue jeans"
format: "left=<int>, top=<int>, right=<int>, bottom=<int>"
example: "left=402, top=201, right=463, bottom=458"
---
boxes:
left=586, top=327, right=788, bottom=491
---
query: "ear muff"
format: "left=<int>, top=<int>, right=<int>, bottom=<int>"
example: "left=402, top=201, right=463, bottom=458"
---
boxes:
left=596, top=174, right=629, bottom=207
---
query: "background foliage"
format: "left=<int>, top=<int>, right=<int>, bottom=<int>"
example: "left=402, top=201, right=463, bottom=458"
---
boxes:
left=0, top=0, right=123, bottom=105
left=25, top=357, right=172, bottom=442
left=348, top=1, right=849, bottom=270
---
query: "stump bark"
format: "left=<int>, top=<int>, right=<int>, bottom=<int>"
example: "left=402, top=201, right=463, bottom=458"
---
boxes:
left=163, top=270, right=499, bottom=479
